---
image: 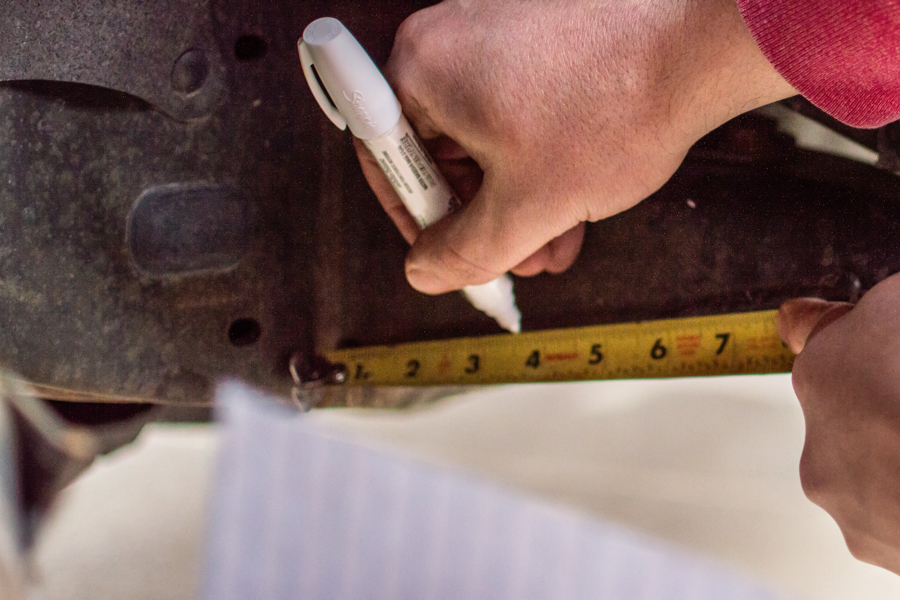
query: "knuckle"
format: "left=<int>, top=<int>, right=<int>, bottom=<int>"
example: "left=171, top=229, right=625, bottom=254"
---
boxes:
left=392, top=13, right=424, bottom=58
left=392, top=11, right=442, bottom=71
left=390, top=8, right=461, bottom=103
left=389, top=18, right=426, bottom=95
left=394, top=5, right=439, bottom=41
left=790, top=352, right=816, bottom=400
left=789, top=350, right=833, bottom=418
left=798, top=443, right=830, bottom=505
left=441, top=243, right=497, bottom=284
left=844, top=533, right=874, bottom=563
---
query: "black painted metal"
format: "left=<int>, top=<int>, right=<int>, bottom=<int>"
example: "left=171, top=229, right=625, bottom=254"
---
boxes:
left=128, top=182, right=255, bottom=275
left=0, top=0, right=227, bottom=121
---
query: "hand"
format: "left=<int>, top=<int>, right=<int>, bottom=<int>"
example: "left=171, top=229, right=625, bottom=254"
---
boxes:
left=779, top=274, right=900, bottom=575
left=357, top=0, right=796, bottom=293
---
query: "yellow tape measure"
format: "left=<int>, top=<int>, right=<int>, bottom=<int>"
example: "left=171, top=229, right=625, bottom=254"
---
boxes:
left=323, top=310, right=795, bottom=387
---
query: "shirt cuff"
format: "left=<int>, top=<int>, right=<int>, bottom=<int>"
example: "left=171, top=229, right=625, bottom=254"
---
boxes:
left=737, top=0, right=900, bottom=128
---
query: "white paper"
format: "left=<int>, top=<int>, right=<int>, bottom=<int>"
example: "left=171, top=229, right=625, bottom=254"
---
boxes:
left=202, top=382, right=796, bottom=600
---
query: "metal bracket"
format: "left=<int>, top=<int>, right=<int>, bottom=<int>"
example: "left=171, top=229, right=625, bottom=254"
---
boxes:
left=288, top=352, right=347, bottom=412
left=0, top=0, right=227, bottom=121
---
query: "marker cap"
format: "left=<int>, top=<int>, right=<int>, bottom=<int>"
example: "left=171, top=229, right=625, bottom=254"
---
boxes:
left=299, top=17, right=402, bottom=140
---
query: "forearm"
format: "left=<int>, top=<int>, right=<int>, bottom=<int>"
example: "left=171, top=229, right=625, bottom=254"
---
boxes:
left=669, top=0, right=797, bottom=139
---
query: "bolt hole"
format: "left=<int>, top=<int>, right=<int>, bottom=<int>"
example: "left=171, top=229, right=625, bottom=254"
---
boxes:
left=228, top=318, right=261, bottom=346
left=234, top=35, right=268, bottom=61
left=171, top=49, right=210, bottom=94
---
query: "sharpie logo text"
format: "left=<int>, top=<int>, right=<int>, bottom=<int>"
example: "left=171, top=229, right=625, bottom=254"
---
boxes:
left=343, top=90, right=376, bottom=127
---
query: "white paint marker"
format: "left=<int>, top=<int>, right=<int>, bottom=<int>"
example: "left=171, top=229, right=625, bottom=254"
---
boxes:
left=299, top=17, right=522, bottom=334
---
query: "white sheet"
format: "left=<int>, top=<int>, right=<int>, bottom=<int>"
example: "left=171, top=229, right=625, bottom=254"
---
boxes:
left=202, top=382, right=796, bottom=600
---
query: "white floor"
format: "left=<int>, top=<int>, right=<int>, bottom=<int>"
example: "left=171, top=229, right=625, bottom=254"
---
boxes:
left=27, top=375, right=900, bottom=599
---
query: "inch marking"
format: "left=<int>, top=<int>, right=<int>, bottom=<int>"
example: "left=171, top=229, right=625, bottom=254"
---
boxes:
left=324, top=311, right=794, bottom=387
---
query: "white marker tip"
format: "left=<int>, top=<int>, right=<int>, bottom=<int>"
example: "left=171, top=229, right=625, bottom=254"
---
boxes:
left=462, top=275, right=522, bottom=334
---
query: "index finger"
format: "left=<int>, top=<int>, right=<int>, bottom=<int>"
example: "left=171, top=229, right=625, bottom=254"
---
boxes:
left=353, top=137, right=422, bottom=245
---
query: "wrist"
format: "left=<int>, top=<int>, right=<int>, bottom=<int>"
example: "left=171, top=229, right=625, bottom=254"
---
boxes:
left=669, top=0, right=796, bottom=141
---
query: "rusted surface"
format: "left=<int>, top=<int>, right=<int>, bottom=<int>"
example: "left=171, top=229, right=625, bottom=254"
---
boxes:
left=0, top=0, right=898, bottom=406
left=0, top=0, right=227, bottom=121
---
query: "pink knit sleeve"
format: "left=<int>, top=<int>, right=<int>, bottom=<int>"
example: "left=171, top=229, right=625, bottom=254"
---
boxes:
left=736, top=0, right=900, bottom=128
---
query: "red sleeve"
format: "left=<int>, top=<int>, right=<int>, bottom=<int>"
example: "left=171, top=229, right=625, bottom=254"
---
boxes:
left=736, top=0, right=900, bottom=128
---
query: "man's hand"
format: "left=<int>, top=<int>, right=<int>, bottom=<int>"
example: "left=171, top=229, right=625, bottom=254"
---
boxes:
left=356, top=0, right=795, bottom=293
left=779, top=275, right=900, bottom=575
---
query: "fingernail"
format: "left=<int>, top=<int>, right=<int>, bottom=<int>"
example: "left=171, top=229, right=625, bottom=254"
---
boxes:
left=777, top=298, right=853, bottom=354
left=406, top=267, right=446, bottom=294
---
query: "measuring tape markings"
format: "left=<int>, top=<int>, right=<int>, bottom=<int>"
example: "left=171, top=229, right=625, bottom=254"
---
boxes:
left=324, top=310, right=795, bottom=386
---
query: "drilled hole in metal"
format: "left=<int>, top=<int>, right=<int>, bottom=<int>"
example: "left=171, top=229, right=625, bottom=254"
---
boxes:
left=171, top=49, right=210, bottom=94
left=234, top=35, right=268, bottom=61
left=228, top=318, right=261, bottom=346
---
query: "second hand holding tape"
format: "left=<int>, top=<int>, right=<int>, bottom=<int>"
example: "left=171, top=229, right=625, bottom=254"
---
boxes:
left=299, top=17, right=522, bottom=333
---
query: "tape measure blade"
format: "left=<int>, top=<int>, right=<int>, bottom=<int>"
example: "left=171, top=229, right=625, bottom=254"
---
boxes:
left=324, top=310, right=795, bottom=387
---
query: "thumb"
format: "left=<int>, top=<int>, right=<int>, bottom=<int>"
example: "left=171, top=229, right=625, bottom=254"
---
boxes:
left=404, top=180, right=578, bottom=293
left=777, top=298, right=854, bottom=354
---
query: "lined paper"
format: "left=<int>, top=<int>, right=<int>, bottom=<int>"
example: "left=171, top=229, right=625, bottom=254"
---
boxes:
left=203, top=382, right=795, bottom=600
